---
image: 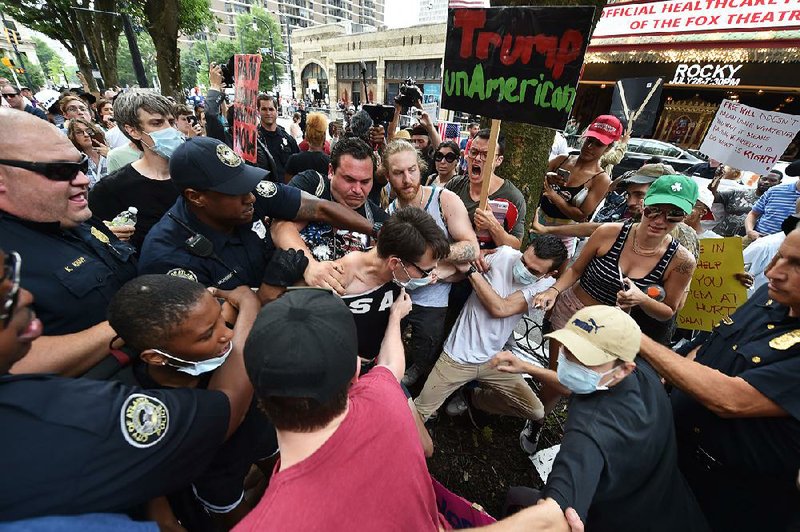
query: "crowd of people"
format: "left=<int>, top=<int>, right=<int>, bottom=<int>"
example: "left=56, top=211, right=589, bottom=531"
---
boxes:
left=0, top=71, right=798, bottom=532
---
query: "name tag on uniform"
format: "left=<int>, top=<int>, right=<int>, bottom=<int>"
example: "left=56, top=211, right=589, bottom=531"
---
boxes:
left=769, top=329, right=800, bottom=350
left=251, top=220, right=267, bottom=239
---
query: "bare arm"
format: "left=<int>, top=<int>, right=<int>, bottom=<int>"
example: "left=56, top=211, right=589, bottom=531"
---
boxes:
left=441, top=190, right=479, bottom=263
left=491, top=351, right=570, bottom=395
left=207, top=286, right=260, bottom=440
left=387, top=103, right=402, bottom=142
left=296, top=191, right=374, bottom=235
left=468, top=270, right=529, bottom=318
left=531, top=208, right=602, bottom=238
left=409, top=398, right=434, bottom=457
left=11, top=321, right=117, bottom=376
left=461, top=498, right=571, bottom=532
left=639, top=334, right=787, bottom=418
left=376, top=289, right=411, bottom=380
left=543, top=174, right=611, bottom=222
left=744, top=210, right=762, bottom=239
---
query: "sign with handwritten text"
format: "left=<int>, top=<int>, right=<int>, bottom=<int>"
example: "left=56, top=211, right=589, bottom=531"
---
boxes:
left=441, top=6, right=594, bottom=129
left=699, top=99, right=800, bottom=175
left=233, top=54, right=262, bottom=163
left=677, top=237, right=747, bottom=332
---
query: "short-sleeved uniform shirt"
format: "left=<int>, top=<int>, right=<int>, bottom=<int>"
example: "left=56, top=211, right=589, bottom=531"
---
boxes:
left=0, top=212, right=137, bottom=336
left=445, top=175, right=526, bottom=248
left=543, top=360, right=709, bottom=532
left=88, top=164, right=179, bottom=252
left=257, top=126, right=299, bottom=183
left=138, top=182, right=301, bottom=289
left=0, top=374, right=229, bottom=521
left=752, top=182, right=800, bottom=235
left=670, top=285, right=800, bottom=528
left=288, top=170, right=386, bottom=261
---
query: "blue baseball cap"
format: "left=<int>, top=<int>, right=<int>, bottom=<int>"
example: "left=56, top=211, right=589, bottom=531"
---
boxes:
left=169, top=137, right=267, bottom=195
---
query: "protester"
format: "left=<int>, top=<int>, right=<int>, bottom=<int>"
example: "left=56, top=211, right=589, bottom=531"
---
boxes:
left=743, top=199, right=800, bottom=294
left=174, top=103, right=203, bottom=138
left=712, top=170, right=780, bottom=236
left=744, top=177, right=800, bottom=242
left=537, top=115, right=621, bottom=256
left=638, top=227, right=800, bottom=530
left=0, top=108, right=137, bottom=376
left=685, top=186, right=720, bottom=239
left=458, top=121, right=480, bottom=175
left=67, top=118, right=109, bottom=188
left=288, top=111, right=303, bottom=142
left=88, top=89, right=181, bottom=251
left=382, top=140, right=478, bottom=386
left=493, top=306, right=710, bottom=531
left=1, top=83, right=47, bottom=120
left=425, top=140, right=460, bottom=188
left=59, top=94, right=93, bottom=129
left=256, top=93, right=299, bottom=183
left=413, top=236, right=565, bottom=433
left=285, top=112, right=330, bottom=182
left=0, top=248, right=259, bottom=523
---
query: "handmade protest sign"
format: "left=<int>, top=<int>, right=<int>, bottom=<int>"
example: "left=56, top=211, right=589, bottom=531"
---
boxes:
left=233, top=54, right=262, bottom=163
left=677, top=237, right=747, bottom=332
left=699, top=99, right=800, bottom=175
left=441, top=6, right=594, bottom=130
left=610, top=77, right=664, bottom=136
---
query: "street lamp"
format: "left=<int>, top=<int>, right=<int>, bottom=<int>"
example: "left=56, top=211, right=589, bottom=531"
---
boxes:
left=252, top=17, right=278, bottom=91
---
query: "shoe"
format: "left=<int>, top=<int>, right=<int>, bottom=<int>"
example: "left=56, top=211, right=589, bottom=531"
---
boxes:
left=519, top=419, right=543, bottom=455
left=445, top=389, right=469, bottom=416
left=402, top=364, right=424, bottom=387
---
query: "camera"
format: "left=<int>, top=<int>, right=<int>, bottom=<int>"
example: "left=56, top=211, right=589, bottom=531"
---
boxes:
left=394, top=78, right=423, bottom=109
left=218, top=56, right=235, bottom=87
left=362, top=104, right=395, bottom=127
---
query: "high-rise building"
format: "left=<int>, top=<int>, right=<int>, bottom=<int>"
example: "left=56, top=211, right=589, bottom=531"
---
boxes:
left=417, top=0, right=446, bottom=25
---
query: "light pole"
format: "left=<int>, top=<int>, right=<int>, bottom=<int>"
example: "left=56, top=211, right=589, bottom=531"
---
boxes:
left=253, top=17, right=277, bottom=91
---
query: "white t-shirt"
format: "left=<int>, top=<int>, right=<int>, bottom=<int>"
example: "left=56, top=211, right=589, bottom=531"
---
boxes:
left=444, top=246, right=555, bottom=365
left=104, top=126, right=130, bottom=149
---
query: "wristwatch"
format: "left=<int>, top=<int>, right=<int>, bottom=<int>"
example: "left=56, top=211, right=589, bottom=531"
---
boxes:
left=467, top=265, right=479, bottom=277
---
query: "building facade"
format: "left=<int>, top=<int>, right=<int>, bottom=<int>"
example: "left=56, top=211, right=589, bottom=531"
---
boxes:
left=418, top=0, right=447, bottom=25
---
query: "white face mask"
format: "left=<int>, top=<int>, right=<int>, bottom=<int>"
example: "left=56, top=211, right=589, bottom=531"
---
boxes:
left=391, top=260, right=433, bottom=291
left=153, top=341, right=233, bottom=376
left=512, top=258, right=540, bottom=285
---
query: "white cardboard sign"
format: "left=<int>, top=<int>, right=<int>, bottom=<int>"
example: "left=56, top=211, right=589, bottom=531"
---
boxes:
left=699, top=100, right=800, bottom=175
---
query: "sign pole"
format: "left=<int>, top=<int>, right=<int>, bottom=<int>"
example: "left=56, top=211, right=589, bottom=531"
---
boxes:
left=478, top=118, right=501, bottom=210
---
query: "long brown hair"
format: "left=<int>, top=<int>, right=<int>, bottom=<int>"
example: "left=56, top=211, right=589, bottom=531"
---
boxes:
left=67, top=118, right=106, bottom=152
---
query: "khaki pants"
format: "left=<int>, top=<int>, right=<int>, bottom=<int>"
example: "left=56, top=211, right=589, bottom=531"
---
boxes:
left=414, top=351, right=544, bottom=421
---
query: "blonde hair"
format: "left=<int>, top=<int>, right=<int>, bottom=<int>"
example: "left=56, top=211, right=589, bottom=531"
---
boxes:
left=380, top=139, right=428, bottom=177
left=305, top=112, right=328, bottom=148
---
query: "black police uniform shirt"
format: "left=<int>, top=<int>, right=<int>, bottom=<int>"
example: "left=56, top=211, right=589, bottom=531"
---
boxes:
left=341, top=282, right=401, bottom=360
left=542, top=359, right=709, bottom=532
left=88, top=163, right=180, bottom=252
left=0, top=212, right=137, bottom=335
left=285, top=150, right=330, bottom=179
left=257, top=125, right=299, bottom=183
left=670, top=285, right=800, bottom=526
left=289, top=169, right=387, bottom=261
left=129, top=362, right=278, bottom=512
left=137, top=182, right=301, bottom=289
left=0, top=373, right=228, bottom=521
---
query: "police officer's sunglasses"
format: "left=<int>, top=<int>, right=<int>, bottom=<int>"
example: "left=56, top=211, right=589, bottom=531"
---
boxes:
left=0, top=154, right=89, bottom=182
left=1, top=251, right=21, bottom=327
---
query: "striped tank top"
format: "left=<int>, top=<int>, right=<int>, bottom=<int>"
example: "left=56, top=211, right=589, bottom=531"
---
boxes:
left=579, top=221, right=679, bottom=306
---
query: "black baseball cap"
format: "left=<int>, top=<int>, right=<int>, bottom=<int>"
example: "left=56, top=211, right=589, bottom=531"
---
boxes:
left=244, top=289, right=358, bottom=402
left=169, top=137, right=267, bottom=194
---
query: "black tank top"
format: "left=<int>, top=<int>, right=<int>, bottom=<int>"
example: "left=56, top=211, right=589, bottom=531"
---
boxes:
left=539, top=156, right=602, bottom=219
left=340, top=282, right=401, bottom=359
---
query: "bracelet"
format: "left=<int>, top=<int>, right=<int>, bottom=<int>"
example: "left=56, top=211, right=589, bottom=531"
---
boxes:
left=547, top=286, right=561, bottom=294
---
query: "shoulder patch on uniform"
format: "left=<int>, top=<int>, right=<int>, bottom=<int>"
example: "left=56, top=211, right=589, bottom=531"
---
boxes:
left=216, top=143, right=242, bottom=167
left=769, top=329, right=800, bottom=350
left=256, top=181, right=277, bottom=198
left=167, top=268, right=198, bottom=282
left=120, top=393, right=169, bottom=448
left=90, top=226, right=110, bottom=244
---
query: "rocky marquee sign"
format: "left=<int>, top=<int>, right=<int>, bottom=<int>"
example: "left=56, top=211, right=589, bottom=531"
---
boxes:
left=593, top=0, right=800, bottom=38
left=670, top=63, right=743, bottom=86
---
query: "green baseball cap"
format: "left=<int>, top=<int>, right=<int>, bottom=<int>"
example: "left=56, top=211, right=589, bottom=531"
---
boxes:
left=643, top=174, right=698, bottom=215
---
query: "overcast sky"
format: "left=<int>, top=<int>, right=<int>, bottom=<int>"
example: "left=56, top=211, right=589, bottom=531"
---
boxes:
left=385, top=0, right=420, bottom=28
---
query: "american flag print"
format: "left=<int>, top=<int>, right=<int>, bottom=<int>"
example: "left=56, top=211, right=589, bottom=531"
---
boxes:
left=438, top=121, right=461, bottom=141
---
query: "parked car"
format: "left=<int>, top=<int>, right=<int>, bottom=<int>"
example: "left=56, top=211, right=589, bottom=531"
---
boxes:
left=611, top=138, right=703, bottom=178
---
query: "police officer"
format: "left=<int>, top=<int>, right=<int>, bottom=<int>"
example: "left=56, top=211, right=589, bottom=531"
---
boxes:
left=639, top=227, right=800, bottom=530
left=0, top=108, right=137, bottom=376
left=138, top=137, right=377, bottom=293
left=256, top=93, right=298, bottom=183
left=0, top=247, right=258, bottom=521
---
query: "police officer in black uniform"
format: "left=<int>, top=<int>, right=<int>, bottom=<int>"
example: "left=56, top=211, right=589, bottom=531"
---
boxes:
left=139, top=137, right=377, bottom=292
left=0, top=247, right=259, bottom=522
left=256, top=94, right=298, bottom=183
left=639, top=227, right=800, bottom=531
left=0, top=108, right=137, bottom=376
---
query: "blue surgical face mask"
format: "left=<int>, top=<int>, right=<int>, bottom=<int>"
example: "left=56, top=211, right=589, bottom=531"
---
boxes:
left=513, top=258, right=540, bottom=285
left=391, top=262, right=433, bottom=291
left=556, top=350, right=618, bottom=395
left=153, top=341, right=233, bottom=376
left=145, top=127, right=185, bottom=159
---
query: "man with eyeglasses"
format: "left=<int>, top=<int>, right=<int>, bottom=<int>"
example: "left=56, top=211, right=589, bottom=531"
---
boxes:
left=413, top=235, right=566, bottom=424
left=0, top=108, right=137, bottom=377
left=1, top=83, right=47, bottom=121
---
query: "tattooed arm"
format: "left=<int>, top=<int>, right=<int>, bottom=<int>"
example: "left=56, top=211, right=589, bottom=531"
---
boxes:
left=441, top=189, right=479, bottom=263
left=295, top=191, right=375, bottom=236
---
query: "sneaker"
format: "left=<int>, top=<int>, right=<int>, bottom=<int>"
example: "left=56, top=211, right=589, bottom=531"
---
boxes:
left=402, top=364, right=424, bottom=387
left=445, top=389, right=469, bottom=416
left=519, top=419, right=543, bottom=455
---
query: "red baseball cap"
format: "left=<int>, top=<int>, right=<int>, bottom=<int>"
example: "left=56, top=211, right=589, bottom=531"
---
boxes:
left=584, top=115, right=623, bottom=145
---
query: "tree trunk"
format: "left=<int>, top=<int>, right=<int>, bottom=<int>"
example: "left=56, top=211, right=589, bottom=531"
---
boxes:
left=491, top=0, right=607, bottom=245
left=76, top=0, right=123, bottom=88
left=144, top=0, right=182, bottom=97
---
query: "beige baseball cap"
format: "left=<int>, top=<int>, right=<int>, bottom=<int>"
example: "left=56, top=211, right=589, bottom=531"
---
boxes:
left=545, top=306, right=641, bottom=366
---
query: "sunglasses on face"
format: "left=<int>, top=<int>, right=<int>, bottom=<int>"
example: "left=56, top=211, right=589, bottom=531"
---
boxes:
left=0, top=154, right=89, bottom=182
left=643, top=205, right=686, bottom=223
left=400, top=259, right=435, bottom=278
left=2, top=92, right=19, bottom=99
left=1, top=251, right=21, bottom=327
left=434, top=152, right=458, bottom=163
